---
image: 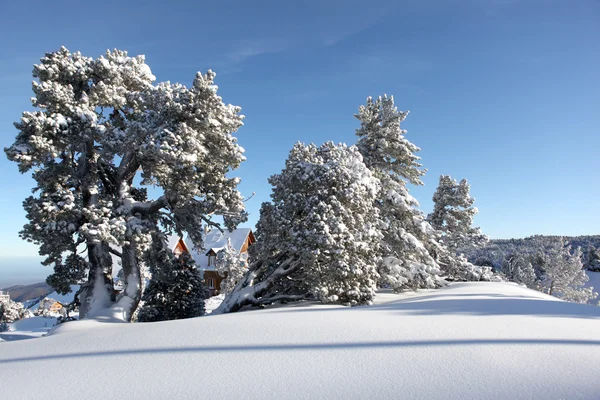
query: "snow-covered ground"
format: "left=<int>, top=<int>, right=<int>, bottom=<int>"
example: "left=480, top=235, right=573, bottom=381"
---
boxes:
left=0, top=316, right=58, bottom=341
left=204, top=293, right=224, bottom=314
left=1, top=282, right=600, bottom=399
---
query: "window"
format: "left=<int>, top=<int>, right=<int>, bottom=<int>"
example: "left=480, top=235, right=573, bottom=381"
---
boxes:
left=208, top=254, right=216, bottom=266
left=206, top=278, right=215, bottom=289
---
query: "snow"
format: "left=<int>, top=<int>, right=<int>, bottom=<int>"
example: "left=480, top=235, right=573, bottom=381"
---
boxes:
left=182, top=228, right=251, bottom=268
left=1, top=282, right=600, bottom=399
left=166, top=234, right=182, bottom=252
left=585, top=270, right=600, bottom=305
left=0, top=316, right=58, bottom=341
left=204, top=294, right=225, bottom=314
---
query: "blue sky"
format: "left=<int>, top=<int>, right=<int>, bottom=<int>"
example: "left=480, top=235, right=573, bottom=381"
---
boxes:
left=0, top=0, right=598, bottom=286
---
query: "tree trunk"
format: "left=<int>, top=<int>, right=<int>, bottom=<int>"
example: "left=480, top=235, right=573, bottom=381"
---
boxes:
left=117, top=244, right=142, bottom=321
left=79, top=242, right=115, bottom=318
left=215, top=258, right=302, bottom=314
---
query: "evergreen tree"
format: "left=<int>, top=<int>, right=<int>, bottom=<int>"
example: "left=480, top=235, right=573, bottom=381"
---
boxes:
left=355, top=95, right=444, bottom=291
left=532, top=239, right=596, bottom=303
left=218, top=142, right=382, bottom=312
left=137, top=235, right=207, bottom=322
left=583, top=246, right=600, bottom=271
left=0, top=299, right=28, bottom=326
left=0, top=304, right=8, bottom=332
left=501, top=253, right=537, bottom=288
left=215, top=239, right=246, bottom=295
left=5, top=47, right=246, bottom=320
left=428, top=175, right=488, bottom=253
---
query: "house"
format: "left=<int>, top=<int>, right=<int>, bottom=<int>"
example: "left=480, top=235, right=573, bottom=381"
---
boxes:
left=0, top=290, right=9, bottom=303
left=47, top=300, right=63, bottom=314
left=169, top=228, right=256, bottom=296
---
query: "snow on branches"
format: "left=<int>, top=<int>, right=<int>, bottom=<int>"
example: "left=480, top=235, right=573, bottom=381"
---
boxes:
left=428, top=175, right=488, bottom=252
left=217, top=142, right=382, bottom=313
left=5, top=47, right=247, bottom=320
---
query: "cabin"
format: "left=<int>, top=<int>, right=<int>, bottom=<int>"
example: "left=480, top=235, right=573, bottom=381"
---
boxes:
left=168, top=228, right=256, bottom=296
left=48, top=301, right=63, bottom=313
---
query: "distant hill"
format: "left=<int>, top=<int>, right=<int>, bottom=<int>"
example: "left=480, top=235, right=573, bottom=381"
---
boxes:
left=462, top=234, right=600, bottom=270
left=1, top=282, right=53, bottom=303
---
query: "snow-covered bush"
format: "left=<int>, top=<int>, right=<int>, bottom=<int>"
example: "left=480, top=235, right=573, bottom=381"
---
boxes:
left=0, top=299, right=29, bottom=327
left=5, top=47, right=247, bottom=320
left=218, top=142, right=382, bottom=312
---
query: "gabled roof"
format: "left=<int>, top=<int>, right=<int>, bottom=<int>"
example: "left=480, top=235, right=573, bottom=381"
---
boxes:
left=168, top=228, right=254, bottom=270
left=191, top=228, right=253, bottom=255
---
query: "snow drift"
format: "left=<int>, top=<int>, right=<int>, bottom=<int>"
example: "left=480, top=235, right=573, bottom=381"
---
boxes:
left=1, top=282, right=600, bottom=399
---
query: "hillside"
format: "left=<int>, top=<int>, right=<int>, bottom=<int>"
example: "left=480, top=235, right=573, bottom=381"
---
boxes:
left=1, top=282, right=52, bottom=303
left=1, top=282, right=600, bottom=399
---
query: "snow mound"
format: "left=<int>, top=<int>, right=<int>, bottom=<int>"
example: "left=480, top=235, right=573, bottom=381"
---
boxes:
left=1, top=282, right=600, bottom=399
left=0, top=316, right=57, bottom=341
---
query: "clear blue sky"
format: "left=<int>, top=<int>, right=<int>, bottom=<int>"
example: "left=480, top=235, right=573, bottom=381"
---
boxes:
left=0, top=0, right=598, bottom=286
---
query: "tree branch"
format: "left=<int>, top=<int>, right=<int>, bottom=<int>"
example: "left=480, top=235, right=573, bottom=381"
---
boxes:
left=108, top=247, right=122, bottom=258
left=254, top=294, right=311, bottom=305
left=130, top=195, right=169, bottom=215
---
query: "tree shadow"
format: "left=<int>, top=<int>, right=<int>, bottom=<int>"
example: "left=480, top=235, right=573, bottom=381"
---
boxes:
left=0, top=333, right=43, bottom=342
left=2, top=338, right=599, bottom=364
left=274, top=292, right=600, bottom=320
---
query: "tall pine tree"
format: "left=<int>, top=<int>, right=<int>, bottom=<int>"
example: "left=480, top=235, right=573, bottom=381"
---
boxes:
left=355, top=95, right=444, bottom=291
left=428, top=175, right=488, bottom=253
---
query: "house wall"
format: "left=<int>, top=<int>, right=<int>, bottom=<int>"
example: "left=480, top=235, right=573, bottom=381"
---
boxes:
left=176, top=230, right=255, bottom=297
left=203, top=271, right=227, bottom=297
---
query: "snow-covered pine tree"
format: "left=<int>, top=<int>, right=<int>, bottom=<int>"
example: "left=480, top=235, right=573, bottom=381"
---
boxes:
left=215, top=238, right=246, bottom=295
left=0, top=299, right=28, bottom=326
left=137, top=234, right=206, bottom=321
left=5, top=47, right=246, bottom=320
left=0, top=304, right=8, bottom=332
left=583, top=246, right=600, bottom=272
left=354, top=95, right=444, bottom=291
left=501, top=253, right=537, bottom=288
left=428, top=175, right=488, bottom=253
left=217, top=142, right=382, bottom=313
left=531, top=239, right=597, bottom=303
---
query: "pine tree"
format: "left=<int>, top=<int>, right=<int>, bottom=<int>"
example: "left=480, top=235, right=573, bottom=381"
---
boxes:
left=215, top=239, right=246, bottom=295
left=532, top=239, right=596, bottom=303
left=5, top=47, right=246, bottom=320
left=428, top=175, right=488, bottom=253
left=217, top=142, right=382, bottom=313
left=355, top=95, right=444, bottom=291
left=138, top=235, right=206, bottom=322
left=583, top=246, right=600, bottom=271
left=0, top=304, right=8, bottom=332
left=0, top=299, right=28, bottom=326
left=501, top=253, right=537, bottom=288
